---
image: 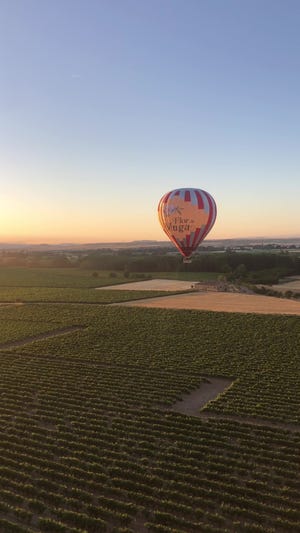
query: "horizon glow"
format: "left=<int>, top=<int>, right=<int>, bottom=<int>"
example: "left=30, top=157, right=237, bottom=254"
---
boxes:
left=1, top=1, right=300, bottom=244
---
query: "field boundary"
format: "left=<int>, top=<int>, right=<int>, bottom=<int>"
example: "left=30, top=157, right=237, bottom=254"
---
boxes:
left=199, top=411, right=300, bottom=433
left=0, top=325, right=86, bottom=350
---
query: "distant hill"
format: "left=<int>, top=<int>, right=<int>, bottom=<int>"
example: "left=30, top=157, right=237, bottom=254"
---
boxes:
left=0, top=237, right=300, bottom=252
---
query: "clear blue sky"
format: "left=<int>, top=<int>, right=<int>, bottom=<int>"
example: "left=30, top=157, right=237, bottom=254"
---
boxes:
left=1, top=0, right=300, bottom=242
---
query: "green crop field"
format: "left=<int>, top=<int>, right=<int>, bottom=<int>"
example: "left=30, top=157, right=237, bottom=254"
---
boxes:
left=0, top=268, right=134, bottom=288
left=0, top=268, right=299, bottom=532
left=0, top=267, right=187, bottom=304
left=0, top=267, right=219, bottom=289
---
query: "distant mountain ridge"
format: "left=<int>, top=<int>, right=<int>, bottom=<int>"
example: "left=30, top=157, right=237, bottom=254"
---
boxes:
left=0, top=237, right=300, bottom=251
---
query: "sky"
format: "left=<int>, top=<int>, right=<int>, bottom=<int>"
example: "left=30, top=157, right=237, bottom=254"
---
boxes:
left=1, top=0, right=300, bottom=243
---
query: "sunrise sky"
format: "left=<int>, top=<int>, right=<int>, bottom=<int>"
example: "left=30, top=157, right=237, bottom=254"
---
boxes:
left=1, top=0, right=300, bottom=244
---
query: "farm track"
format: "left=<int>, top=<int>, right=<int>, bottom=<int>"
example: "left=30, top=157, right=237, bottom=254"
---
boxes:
left=0, top=325, right=86, bottom=350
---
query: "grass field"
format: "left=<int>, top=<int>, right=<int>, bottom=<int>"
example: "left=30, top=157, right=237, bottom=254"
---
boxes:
left=0, top=267, right=299, bottom=532
left=0, top=267, right=219, bottom=288
left=0, top=267, right=186, bottom=303
left=0, top=267, right=139, bottom=288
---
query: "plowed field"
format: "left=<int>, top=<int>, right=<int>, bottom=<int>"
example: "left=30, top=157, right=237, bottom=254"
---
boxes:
left=117, top=290, right=300, bottom=315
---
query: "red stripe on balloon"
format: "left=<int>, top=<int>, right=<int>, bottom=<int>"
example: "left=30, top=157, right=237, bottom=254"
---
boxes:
left=171, top=235, right=182, bottom=252
left=203, top=192, right=216, bottom=238
left=205, top=192, right=213, bottom=231
left=195, top=190, right=204, bottom=209
left=175, top=190, right=180, bottom=196
left=171, top=235, right=188, bottom=258
left=191, top=227, right=200, bottom=248
left=194, top=225, right=207, bottom=247
left=157, top=197, right=164, bottom=214
left=184, top=190, right=191, bottom=202
left=163, top=191, right=172, bottom=204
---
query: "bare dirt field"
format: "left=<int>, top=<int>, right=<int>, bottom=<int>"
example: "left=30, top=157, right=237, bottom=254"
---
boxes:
left=116, top=290, right=300, bottom=315
left=97, top=279, right=196, bottom=291
left=170, top=377, right=234, bottom=416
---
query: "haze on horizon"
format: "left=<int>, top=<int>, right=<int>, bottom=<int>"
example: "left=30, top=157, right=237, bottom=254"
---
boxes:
left=1, top=1, right=300, bottom=245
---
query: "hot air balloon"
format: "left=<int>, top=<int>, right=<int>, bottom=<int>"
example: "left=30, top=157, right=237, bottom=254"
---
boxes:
left=158, top=188, right=217, bottom=262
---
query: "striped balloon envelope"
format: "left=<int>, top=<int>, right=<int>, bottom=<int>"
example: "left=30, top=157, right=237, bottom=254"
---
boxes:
left=158, top=188, right=217, bottom=262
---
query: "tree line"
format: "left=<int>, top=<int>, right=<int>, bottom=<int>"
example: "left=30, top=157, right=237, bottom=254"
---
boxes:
left=80, top=250, right=300, bottom=284
left=1, top=249, right=300, bottom=285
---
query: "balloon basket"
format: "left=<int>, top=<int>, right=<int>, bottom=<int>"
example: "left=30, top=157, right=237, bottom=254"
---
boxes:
left=183, top=257, right=192, bottom=264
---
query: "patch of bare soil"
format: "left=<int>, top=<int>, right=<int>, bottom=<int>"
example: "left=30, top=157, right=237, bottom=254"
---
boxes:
left=171, top=377, right=234, bottom=416
left=0, top=325, right=85, bottom=350
left=169, top=378, right=300, bottom=434
left=116, top=291, right=300, bottom=315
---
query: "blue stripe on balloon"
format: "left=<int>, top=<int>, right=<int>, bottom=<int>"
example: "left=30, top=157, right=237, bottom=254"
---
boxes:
left=202, top=191, right=210, bottom=213
left=190, top=189, right=198, bottom=206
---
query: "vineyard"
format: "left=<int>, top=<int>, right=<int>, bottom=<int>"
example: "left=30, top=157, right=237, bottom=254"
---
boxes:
left=0, top=268, right=299, bottom=532
left=0, top=287, right=184, bottom=304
